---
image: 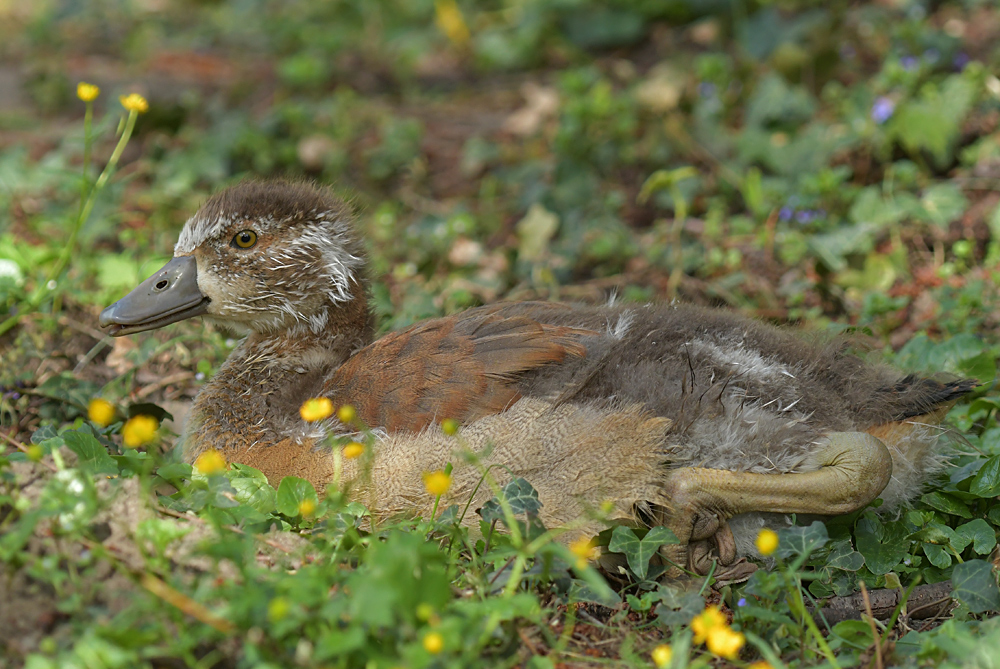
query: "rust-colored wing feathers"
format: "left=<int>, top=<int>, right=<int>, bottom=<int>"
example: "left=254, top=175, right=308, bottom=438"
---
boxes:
left=324, top=312, right=592, bottom=432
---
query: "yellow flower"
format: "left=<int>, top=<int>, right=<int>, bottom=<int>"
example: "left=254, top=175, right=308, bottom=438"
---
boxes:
left=434, top=0, right=470, bottom=46
left=568, top=536, right=599, bottom=569
left=300, top=397, right=334, bottom=422
left=337, top=404, right=356, bottom=424
left=342, top=442, right=364, bottom=459
left=194, top=449, right=227, bottom=475
left=423, top=470, right=452, bottom=497
left=706, top=625, right=745, bottom=660
left=76, top=82, right=100, bottom=102
left=88, top=398, right=115, bottom=427
left=122, top=415, right=158, bottom=448
left=651, top=644, right=672, bottom=668
left=298, top=499, right=317, bottom=517
left=422, top=631, right=444, bottom=654
left=26, top=444, right=43, bottom=462
left=755, top=528, right=779, bottom=556
left=748, top=662, right=773, bottom=669
left=691, top=605, right=727, bottom=644
left=119, top=93, right=149, bottom=113
left=441, top=418, right=459, bottom=435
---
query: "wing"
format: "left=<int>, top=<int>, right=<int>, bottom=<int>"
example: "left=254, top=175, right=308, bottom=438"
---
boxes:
left=324, top=308, right=594, bottom=432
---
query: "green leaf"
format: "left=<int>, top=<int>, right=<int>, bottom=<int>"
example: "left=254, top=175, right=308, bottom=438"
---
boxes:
left=890, top=74, right=976, bottom=167
left=855, top=517, right=910, bottom=575
left=275, top=476, right=318, bottom=517
left=830, top=620, right=876, bottom=650
left=155, top=462, right=193, bottom=483
left=479, top=478, right=542, bottom=524
left=826, top=541, right=865, bottom=571
left=970, top=456, right=1000, bottom=497
left=653, top=584, right=704, bottom=627
left=848, top=186, right=907, bottom=228
left=231, top=474, right=277, bottom=515
left=126, top=402, right=174, bottom=423
left=917, top=183, right=968, bottom=228
left=955, top=519, right=997, bottom=555
left=923, top=543, right=952, bottom=569
left=607, top=525, right=678, bottom=581
left=63, top=430, right=118, bottom=476
left=952, top=560, right=1000, bottom=614
left=920, top=491, right=973, bottom=519
left=776, top=521, right=829, bottom=559
left=568, top=578, right=620, bottom=608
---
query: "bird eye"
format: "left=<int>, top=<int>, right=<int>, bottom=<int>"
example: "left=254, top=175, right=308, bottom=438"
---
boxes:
left=231, top=230, right=258, bottom=249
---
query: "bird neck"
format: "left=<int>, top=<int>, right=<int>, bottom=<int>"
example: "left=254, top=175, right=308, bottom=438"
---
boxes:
left=244, top=276, right=374, bottom=368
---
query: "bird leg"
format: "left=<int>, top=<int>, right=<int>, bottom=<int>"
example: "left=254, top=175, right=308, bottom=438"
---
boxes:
left=658, top=432, right=893, bottom=578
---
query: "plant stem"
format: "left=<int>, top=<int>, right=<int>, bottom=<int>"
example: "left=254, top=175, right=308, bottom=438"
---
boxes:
left=0, top=109, right=138, bottom=337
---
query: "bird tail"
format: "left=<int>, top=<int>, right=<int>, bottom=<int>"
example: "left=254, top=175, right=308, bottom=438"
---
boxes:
left=866, top=378, right=975, bottom=511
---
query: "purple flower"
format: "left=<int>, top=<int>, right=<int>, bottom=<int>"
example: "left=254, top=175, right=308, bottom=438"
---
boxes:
left=698, top=82, right=717, bottom=99
left=796, top=210, right=814, bottom=224
left=871, top=97, right=895, bottom=124
left=954, top=52, right=970, bottom=71
left=779, top=206, right=794, bottom=222
left=737, top=598, right=747, bottom=607
left=901, top=55, right=918, bottom=71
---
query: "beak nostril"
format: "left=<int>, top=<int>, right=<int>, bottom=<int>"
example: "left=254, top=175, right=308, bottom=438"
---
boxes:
left=155, top=280, right=169, bottom=290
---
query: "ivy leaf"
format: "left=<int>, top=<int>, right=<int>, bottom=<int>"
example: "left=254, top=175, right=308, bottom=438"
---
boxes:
left=920, top=491, right=973, bottom=519
left=855, top=516, right=910, bottom=575
left=479, top=478, right=542, bottom=524
left=826, top=541, right=865, bottom=571
left=776, top=521, right=829, bottom=559
left=63, top=430, right=118, bottom=476
left=955, top=519, right=997, bottom=555
left=607, top=526, right=679, bottom=581
left=952, top=560, right=1000, bottom=614
left=654, top=584, right=704, bottom=627
left=568, top=578, right=620, bottom=608
left=970, top=455, right=1000, bottom=498
left=231, top=472, right=277, bottom=515
left=276, top=476, right=318, bottom=517
left=923, top=543, right=951, bottom=569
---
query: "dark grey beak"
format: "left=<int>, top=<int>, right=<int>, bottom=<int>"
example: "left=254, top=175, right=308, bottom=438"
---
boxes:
left=99, top=256, right=210, bottom=336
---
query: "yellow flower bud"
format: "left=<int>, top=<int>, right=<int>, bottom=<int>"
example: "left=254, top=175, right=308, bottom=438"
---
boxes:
left=300, top=397, right=334, bottom=422
left=441, top=418, right=459, bottom=435
left=87, top=398, right=115, bottom=427
left=76, top=82, right=100, bottom=102
left=434, top=0, right=470, bottom=46
left=26, top=444, right=43, bottom=462
left=422, top=470, right=452, bottom=497
left=298, top=498, right=317, bottom=517
left=267, top=597, right=289, bottom=622
left=422, top=631, right=444, bottom=654
left=122, top=415, right=158, bottom=448
left=748, top=662, right=774, bottom=669
left=337, top=404, right=356, bottom=424
left=194, top=449, right=227, bottom=475
left=651, top=644, right=672, bottom=668
left=342, top=442, right=364, bottom=459
left=415, top=603, right=435, bottom=622
left=568, top=536, right=599, bottom=569
left=755, top=528, right=779, bottom=556
left=119, top=93, right=148, bottom=113
left=706, top=626, right=745, bottom=660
